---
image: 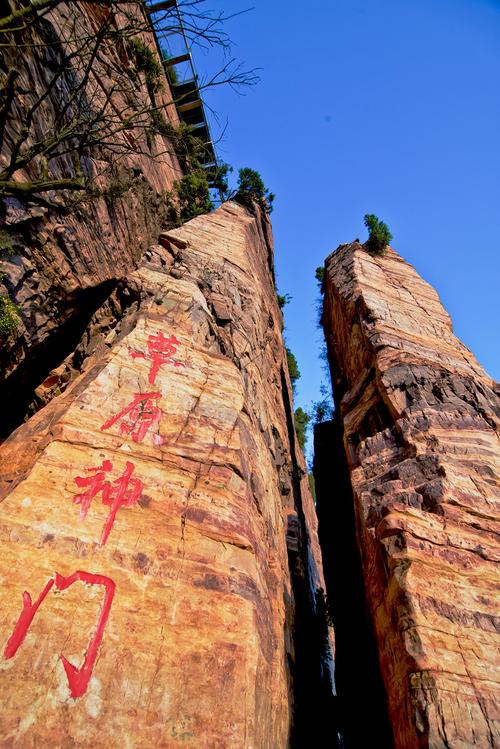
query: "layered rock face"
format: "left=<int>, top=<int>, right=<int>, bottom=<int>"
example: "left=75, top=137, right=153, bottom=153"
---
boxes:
left=0, top=1, right=182, bottom=436
left=321, top=242, right=500, bottom=748
left=0, top=203, right=330, bottom=748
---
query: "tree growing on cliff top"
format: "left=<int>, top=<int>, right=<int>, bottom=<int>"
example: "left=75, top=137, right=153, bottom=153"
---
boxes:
left=0, top=0, right=257, bottom=206
left=364, top=214, right=393, bottom=255
left=234, top=168, right=275, bottom=213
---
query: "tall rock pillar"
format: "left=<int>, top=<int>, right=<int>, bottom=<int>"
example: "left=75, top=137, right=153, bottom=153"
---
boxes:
left=0, top=203, right=330, bottom=748
left=319, top=241, right=499, bottom=747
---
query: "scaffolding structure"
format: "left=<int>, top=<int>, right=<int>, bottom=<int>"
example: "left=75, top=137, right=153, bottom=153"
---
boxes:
left=146, top=0, right=219, bottom=186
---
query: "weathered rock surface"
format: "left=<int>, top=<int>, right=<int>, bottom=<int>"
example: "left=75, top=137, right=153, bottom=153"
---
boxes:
left=321, top=242, right=500, bottom=748
left=0, top=1, right=182, bottom=436
left=0, top=203, right=331, bottom=748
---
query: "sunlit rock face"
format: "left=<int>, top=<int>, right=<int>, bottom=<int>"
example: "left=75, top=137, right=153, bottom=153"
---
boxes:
left=0, top=203, right=331, bottom=748
left=322, top=241, right=500, bottom=748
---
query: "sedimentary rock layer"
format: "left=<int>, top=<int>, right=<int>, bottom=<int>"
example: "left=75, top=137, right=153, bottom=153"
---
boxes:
left=0, top=203, right=328, bottom=748
left=322, top=242, right=500, bottom=748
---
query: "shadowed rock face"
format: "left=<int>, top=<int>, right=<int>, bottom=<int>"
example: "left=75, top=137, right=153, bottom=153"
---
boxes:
left=0, top=203, right=332, bottom=748
left=321, top=241, right=500, bottom=748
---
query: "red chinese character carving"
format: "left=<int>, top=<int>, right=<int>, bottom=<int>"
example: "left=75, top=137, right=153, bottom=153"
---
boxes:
left=100, top=391, right=163, bottom=444
left=3, top=578, right=55, bottom=659
left=73, top=459, right=113, bottom=521
left=73, top=460, right=143, bottom=545
left=3, top=570, right=115, bottom=699
left=129, top=332, right=184, bottom=384
left=57, top=572, right=115, bottom=698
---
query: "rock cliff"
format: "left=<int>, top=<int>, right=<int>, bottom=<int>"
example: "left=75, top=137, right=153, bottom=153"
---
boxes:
left=0, top=202, right=332, bottom=748
left=318, top=241, right=500, bottom=748
left=0, top=1, right=182, bottom=438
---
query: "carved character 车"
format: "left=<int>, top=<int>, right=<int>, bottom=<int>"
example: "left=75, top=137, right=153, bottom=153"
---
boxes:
left=128, top=332, right=184, bottom=384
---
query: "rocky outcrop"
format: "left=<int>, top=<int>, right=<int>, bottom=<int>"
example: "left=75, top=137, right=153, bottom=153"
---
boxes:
left=0, top=1, right=182, bottom=437
left=319, top=241, right=500, bottom=748
left=0, top=202, right=332, bottom=748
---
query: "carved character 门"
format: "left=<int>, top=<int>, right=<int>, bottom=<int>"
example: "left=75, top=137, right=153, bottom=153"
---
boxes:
left=3, top=570, right=115, bottom=698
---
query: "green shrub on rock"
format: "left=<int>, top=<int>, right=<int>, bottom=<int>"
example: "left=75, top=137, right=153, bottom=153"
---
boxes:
left=294, top=407, right=310, bottom=450
left=175, top=173, right=213, bottom=223
left=277, top=292, right=291, bottom=309
left=235, top=168, right=274, bottom=213
left=364, top=214, right=392, bottom=255
left=0, top=294, right=19, bottom=336
left=286, top=347, right=300, bottom=390
left=127, top=37, right=164, bottom=94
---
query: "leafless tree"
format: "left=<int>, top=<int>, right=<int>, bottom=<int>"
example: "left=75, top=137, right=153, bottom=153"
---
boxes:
left=0, top=0, right=257, bottom=205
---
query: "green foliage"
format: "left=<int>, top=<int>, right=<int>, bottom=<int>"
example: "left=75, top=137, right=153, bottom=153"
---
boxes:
left=363, top=213, right=393, bottom=255
left=312, top=398, right=333, bottom=423
left=160, top=48, right=178, bottom=86
left=286, top=347, right=300, bottom=389
left=151, top=119, right=209, bottom=172
left=170, top=123, right=207, bottom=170
left=235, top=168, right=274, bottom=213
left=277, top=292, right=291, bottom=309
left=128, top=37, right=164, bottom=94
left=315, top=265, right=325, bottom=293
left=314, top=265, right=326, bottom=328
left=312, top=383, right=334, bottom=424
left=174, top=172, right=213, bottom=223
left=211, top=162, right=232, bottom=196
left=0, top=294, right=19, bottom=335
left=147, top=119, right=215, bottom=224
left=0, top=229, right=16, bottom=256
left=103, top=172, right=134, bottom=202
left=294, top=407, right=310, bottom=450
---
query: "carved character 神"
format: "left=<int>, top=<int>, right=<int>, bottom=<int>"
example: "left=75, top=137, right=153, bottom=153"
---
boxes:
left=73, top=460, right=143, bottom=545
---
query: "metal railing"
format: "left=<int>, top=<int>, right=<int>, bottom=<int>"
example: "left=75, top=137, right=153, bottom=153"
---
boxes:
left=146, top=0, right=218, bottom=183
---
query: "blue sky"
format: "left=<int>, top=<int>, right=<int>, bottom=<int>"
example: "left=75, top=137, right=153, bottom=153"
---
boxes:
left=197, top=0, right=500, bottom=431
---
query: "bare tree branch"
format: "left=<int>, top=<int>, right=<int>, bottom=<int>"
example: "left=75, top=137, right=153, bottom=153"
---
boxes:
left=0, top=0, right=256, bottom=202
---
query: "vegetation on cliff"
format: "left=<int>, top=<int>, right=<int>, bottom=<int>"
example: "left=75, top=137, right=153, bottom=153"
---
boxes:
left=364, top=214, right=393, bottom=255
left=0, top=0, right=255, bottom=208
left=312, top=385, right=334, bottom=424
left=277, top=292, right=292, bottom=309
left=286, top=347, right=300, bottom=390
left=280, top=266, right=335, bottom=456
left=234, top=168, right=275, bottom=213
left=315, top=265, right=325, bottom=294
left=0, top=293, right=19, bottom=335
left=311, top=265, right=334, bottom=427
left=294, top=407, right=310, bottom=450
